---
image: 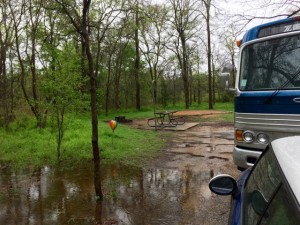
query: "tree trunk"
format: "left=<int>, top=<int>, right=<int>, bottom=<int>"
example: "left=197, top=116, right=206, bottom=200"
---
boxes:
left=10, top=0, right=46, bottom=128
left=231, top=54, right=235, bottom=87
left=205, top=0, right=213, bottom=110
left=197, top=78, right=201, bottom=104
left=212, top=59, right=216, bottom=104
left=56, top=107, right=65, bottom=161
left=81, top=37, right=87, bottom=95
left=105, top=58, right=112, bottom=115
left=134, top=3, right=141, bottom=110
left=173, top=72, right=176, bottom=106
left=180, top=33, right=190, bottom=109
left=113, top=48, right=122, bottom=109
left=82, top=0, right=103, bottom=200
left=189, top=65, right=193, bottom=105
left=30, top=27, right=45, bottom=128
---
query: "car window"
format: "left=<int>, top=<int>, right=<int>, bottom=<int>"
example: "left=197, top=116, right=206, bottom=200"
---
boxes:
left=260, top=184, right=300, bottom=225
left=244, top=148, right=281, bottom=225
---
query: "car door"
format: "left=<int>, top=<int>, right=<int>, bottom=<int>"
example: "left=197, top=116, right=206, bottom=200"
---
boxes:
left=242, top=147, right=281, bottom=225
left=259, top=184, right=300, bottom=225
left=242, top=146, right=300, bottom=225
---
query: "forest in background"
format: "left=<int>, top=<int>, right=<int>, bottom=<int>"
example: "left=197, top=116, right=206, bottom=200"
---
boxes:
left=0, top=0, right=238, bottom=129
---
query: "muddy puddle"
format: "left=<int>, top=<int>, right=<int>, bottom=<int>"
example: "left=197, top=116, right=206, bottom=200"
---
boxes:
left=0, top=122, right=240, bottom=225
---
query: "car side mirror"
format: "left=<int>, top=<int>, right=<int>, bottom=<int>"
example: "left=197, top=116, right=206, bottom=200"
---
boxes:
left=219, top=73, right=229, bottom=88
left=219, top=73, right=236, bottom=92
left=209, top=174, right=237, bottom=196
left=251, top=190, right=268, bottom=216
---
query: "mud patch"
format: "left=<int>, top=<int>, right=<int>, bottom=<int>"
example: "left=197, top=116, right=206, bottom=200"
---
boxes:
left=150, top=122, right=241, bottom=224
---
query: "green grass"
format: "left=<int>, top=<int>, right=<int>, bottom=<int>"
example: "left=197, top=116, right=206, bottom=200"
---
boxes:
left=0, top=114, right=164, bottom=168
left=0, top=102, right=233, bottom=168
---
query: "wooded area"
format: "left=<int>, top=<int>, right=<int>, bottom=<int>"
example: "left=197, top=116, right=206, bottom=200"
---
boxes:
left=0, top=0, right=238, bottom=127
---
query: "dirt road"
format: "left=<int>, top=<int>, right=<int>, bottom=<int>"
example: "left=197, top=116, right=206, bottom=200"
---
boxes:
left=149, top=121, right=241, bottom=224
left=128, top=109, right=241, bottom=224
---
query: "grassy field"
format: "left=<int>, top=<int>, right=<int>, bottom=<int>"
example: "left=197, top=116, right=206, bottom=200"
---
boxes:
left=0, top=102, right=233, bottom=168
left=0, top=114, right=163, bottom=168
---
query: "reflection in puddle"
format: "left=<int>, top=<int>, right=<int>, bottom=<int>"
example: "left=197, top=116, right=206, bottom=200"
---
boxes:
left=0, top=163, right=216, bottom=225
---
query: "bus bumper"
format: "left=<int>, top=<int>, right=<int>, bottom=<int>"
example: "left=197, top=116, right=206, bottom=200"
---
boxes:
left=233, top=146, right=262, bottom=169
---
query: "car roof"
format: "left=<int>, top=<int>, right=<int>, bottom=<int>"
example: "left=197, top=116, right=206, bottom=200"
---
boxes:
left=272, top=136, right=300, bottom=203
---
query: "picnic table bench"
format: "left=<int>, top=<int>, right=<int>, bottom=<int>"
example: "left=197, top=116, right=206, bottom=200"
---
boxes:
left=147, top=111, right=185, bottom=127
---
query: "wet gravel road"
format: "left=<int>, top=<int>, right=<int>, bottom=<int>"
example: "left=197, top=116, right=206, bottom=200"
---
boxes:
left=149, top=121, right=241, bottom=225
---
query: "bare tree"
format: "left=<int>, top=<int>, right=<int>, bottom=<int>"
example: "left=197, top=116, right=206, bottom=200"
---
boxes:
left=140, top=3, right=169, bottom=104
left=134, top=0, right=141, bottom=110
left=228, top=0, right=300, bottom=31
left=200, top=0, right=214, bottom=109
left=220, top=24, right=241, bottom=87
left=168, top=0, right=200, bottom=109
left=89, top=1, right=125, bottom=114
left=9, top=0, right=49, bottom=128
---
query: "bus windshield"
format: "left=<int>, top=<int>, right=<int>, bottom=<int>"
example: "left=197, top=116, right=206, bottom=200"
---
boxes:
left=239, top=34, right=300, bottom=91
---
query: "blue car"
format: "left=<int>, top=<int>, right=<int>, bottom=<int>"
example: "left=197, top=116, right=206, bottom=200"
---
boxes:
left=209, top=136, right=300, bottom=225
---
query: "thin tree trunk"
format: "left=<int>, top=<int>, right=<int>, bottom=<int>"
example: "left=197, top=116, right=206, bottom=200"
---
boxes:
left=134, top=3, right=141, bottom=110
left=231, top=55, right=235, bottom=87
left=105, top=58, right=112, bottom=115
left=212, top=59, right=216, bottom=104
left=205, top=0, right=213, bottom=110
left=180, top=34, right=190, bottom=109
left=197, top=78, right=201, bottom=104
left=82, top=0, right=103, bottom=200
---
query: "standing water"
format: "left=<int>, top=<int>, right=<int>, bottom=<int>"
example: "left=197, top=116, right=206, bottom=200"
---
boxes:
left=0, top=162, right=217, bottom=225
left=0, top=123, right=238, bottom=225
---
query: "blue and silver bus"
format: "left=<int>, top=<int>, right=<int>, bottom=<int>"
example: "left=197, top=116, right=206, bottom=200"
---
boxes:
left=232, top=16, right=300, bottom=170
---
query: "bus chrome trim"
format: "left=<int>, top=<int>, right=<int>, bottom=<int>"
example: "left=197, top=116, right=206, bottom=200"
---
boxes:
left=293, top=97, right=300, bottom=103
left=235, top=113, right=300, bottom=132
left=233, top=146, right=262, bottom=168
left=240, top=30, right=300, bottom=49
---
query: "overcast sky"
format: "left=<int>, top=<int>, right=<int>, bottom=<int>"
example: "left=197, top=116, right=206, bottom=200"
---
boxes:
left=152, top=0, right=290, bottom=32
left=149, top=0, right=293, bottom=70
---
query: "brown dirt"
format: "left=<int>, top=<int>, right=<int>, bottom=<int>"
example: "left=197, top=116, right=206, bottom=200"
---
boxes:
left=127, top=111, right=240, bottom=225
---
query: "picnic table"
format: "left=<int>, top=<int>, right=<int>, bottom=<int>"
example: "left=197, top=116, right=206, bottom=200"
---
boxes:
left=148, top=110, right=185, bottom=127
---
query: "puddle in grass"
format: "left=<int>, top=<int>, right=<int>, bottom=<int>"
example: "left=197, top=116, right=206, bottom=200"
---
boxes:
left=0, top=162, right=219, bottom=225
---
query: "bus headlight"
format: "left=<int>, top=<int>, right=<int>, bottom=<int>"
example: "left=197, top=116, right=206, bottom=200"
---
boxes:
left=257, top=133, right=269, bottom=144
left=243, top=131, right=255, bottom=143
